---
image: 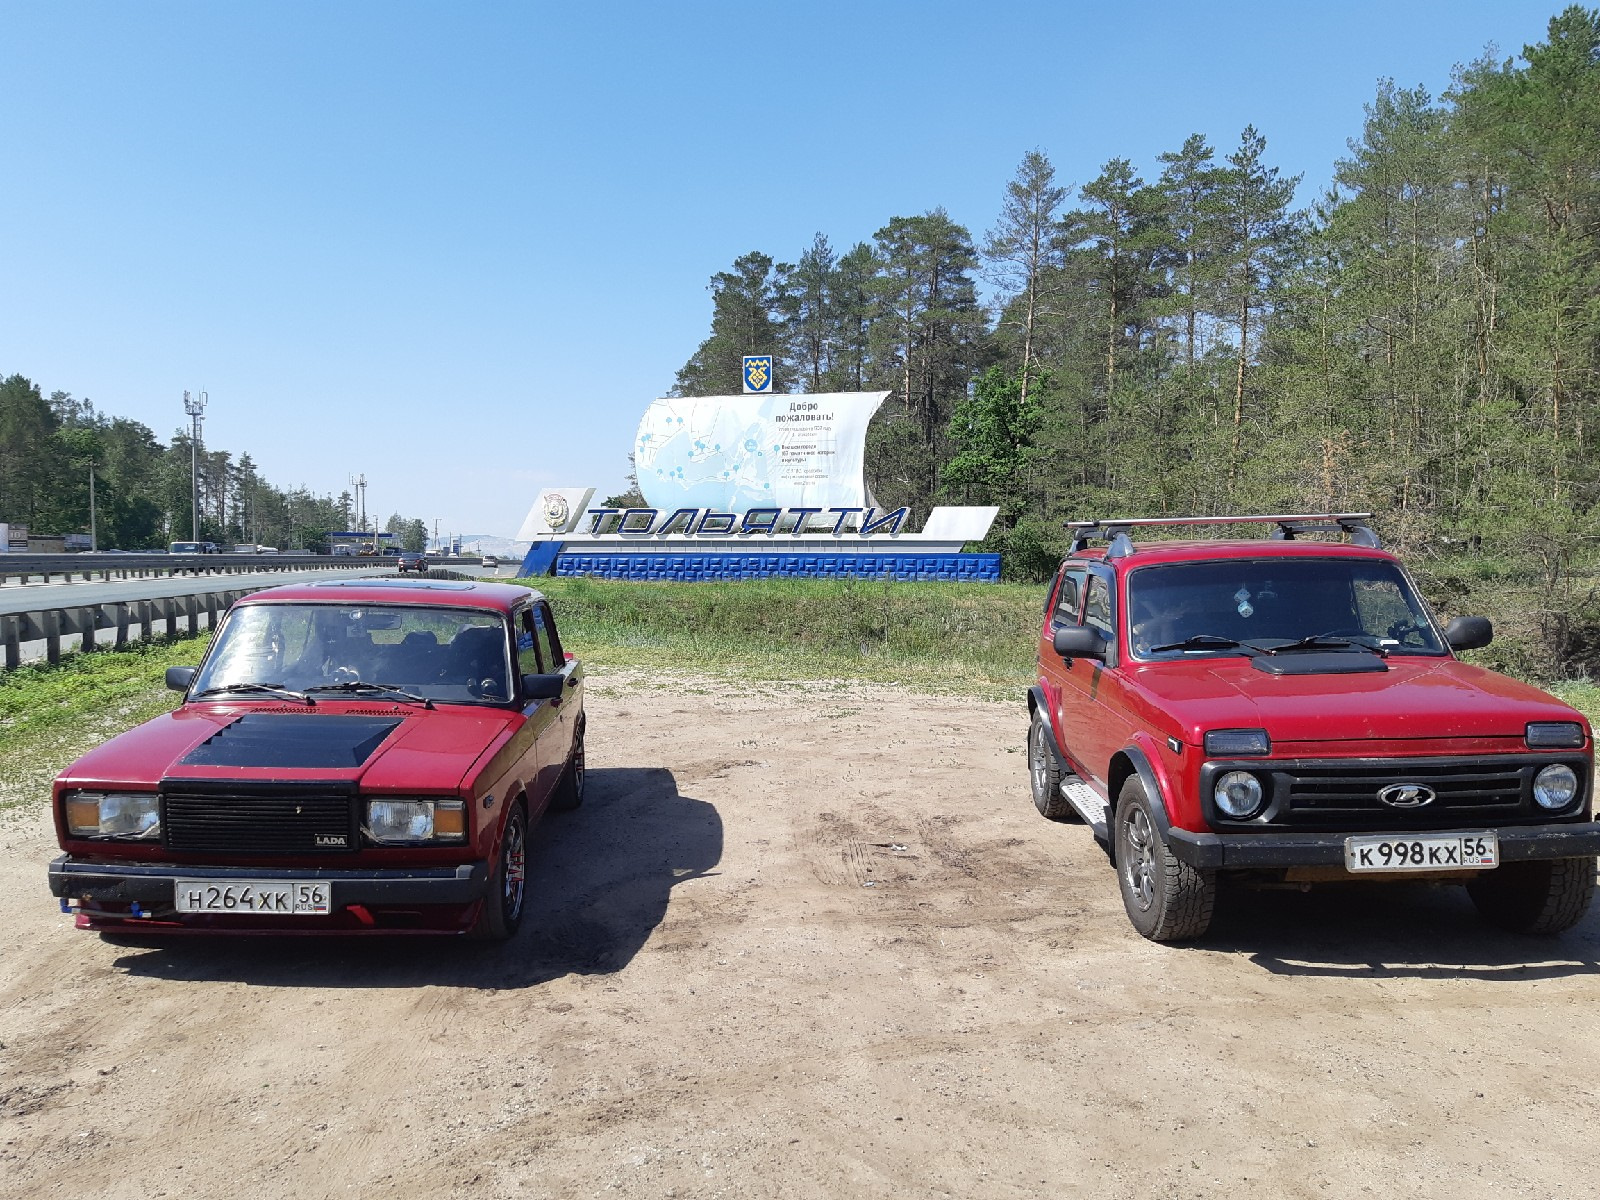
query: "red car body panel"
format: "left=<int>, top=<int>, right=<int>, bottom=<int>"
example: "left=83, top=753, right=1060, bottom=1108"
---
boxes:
left=47, top=579, right=583, bottom=935
left=1035, top=537, right=1594, bottom=837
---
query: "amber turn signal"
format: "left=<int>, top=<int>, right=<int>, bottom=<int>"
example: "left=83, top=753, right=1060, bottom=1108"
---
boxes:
left=433, top=800, right=467, bottom=841
left=65, top=793, right=101, bottom=834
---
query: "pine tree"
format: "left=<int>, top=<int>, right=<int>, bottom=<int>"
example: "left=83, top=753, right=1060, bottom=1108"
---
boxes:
left=778, top=233, right=836, bottom=392
left=984, top=150, right=1069, bottom=410
left=672, top=252, right=788, bottom=396
left=1212, top=127, right=1302, bottom=474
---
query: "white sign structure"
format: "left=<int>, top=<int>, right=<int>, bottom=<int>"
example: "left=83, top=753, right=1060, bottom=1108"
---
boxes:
left=514, top=487, right=595, bottom=541
left=634, top=390, right=889, bottom=513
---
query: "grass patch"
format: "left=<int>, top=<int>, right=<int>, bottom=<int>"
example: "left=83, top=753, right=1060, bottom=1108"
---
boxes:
left=1549, top=681, right=1600, bottom=726
left=524, top=575, right=1041, bottom=697
left=0, top=634, right=212, bottom=813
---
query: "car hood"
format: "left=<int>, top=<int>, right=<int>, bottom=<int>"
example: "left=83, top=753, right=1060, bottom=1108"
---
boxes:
left=1127, top=655, right=1586, bottom=745
left=56, top=702, right=519, bottom=793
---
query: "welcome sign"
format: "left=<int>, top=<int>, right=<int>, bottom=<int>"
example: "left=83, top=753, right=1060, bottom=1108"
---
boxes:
left=633, top=391, right=889, bottom=513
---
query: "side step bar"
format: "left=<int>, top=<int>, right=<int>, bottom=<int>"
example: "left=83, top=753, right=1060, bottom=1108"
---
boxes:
left=1060, top=778, right=1109, bottom=840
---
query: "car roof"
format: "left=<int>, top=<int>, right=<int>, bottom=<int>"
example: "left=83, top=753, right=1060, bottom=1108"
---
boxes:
left=1068, top=539, right=1402, bottom=569
left=234, top=578, right=542, bottom=612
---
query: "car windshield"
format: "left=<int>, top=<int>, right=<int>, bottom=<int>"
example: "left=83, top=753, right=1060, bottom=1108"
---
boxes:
left=191, top=603, right=513, bottom=704
left=1126, top=557, right=1446, bottom=660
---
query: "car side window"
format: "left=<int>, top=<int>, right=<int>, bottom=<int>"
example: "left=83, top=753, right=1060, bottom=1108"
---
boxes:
left=533, top=604, right=560, bottom=671
left=515, top=609, right=543, bottom=675
left=1051, top=569, right=1086, bottom=626
left=1084, top=575, right=1114, bottom=638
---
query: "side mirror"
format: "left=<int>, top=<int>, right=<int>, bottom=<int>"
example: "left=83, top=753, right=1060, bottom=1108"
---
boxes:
left=1053, top=626, right=1106, bottom=661
left=521, top=673, right=565, bottom=702
left=165, top=666, right=196, bottom=693
left=1444, top=616, right=1493, bottom=652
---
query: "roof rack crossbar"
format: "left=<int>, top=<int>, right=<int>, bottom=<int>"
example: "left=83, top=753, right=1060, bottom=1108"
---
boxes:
left=1065, top=513, right=1379, bottom=554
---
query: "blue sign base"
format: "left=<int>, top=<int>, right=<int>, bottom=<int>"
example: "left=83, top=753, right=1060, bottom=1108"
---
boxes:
left=519, top=541, right=564, bottom=576
left=551, top=551, right=1001, bottom=583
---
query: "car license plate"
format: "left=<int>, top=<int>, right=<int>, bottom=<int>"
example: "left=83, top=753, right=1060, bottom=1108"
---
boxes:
left=1343, top=832, right=1499, bottom=872
left=174, top=880, right=332, bottom=914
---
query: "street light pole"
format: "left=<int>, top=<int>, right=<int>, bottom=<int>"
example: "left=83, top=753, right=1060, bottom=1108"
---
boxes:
left=184, top=390, right=208, bottom=541
left=88, top=461, right=97, bottom=551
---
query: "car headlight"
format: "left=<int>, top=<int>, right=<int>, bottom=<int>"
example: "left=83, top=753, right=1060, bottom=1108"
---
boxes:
left=1213, top=771, right=1266, bottom=819
left=65, top=791, right=160, bottom=838
left=364, top=799, right=467, bottom=844
left=1204, top=729, right=1271, bottom=756
left=1527, top=722, right=1585, bottom=749
left=1533, top=764, right=1580, bottom=811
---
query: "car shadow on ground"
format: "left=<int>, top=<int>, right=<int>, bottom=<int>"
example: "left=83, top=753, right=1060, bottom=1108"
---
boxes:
left=1203, top=878, right=1600, bottom=980
left=108, top=766, right=721, bottom=990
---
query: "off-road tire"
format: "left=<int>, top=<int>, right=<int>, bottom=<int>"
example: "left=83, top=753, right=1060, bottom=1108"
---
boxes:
left=471, top=802, right=528, bottom=941
left=1466, top=856, right=1596, bottom=934
left=551, top=721, right=586, bottom=812
left=1113, top=777, right=1215, bottom=942
left=1029, top=710, right=1076, bottom=821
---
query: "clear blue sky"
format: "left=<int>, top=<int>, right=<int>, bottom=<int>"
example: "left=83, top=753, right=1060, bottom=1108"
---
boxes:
left=1, top=1, right=1569, bottom=537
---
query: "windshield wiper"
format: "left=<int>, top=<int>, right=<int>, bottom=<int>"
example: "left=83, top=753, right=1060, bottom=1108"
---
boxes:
left=192, top=682, right=314, bottom=705
left=304, top=681, right=434, bottom=708
left=1263, top=633, right=1386, bottom=657
left=1150, top=635, right=1258, bottom=655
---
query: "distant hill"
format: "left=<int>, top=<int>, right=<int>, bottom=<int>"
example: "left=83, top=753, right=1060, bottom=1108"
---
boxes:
left=455, top=535, right=531, bottom=559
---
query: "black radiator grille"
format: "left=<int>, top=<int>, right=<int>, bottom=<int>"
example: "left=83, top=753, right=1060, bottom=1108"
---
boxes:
left=162, top=785, right=358, bottom=854
left=1284, top=761, right=1526, bottom=817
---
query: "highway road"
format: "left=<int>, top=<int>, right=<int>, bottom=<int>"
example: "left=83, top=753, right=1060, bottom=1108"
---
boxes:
left=0, top=565, right=396, bottom=618
left=1, top=561, right=511, bottom=664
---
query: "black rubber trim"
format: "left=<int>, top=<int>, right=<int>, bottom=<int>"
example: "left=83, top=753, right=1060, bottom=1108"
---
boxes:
left=48, top=855, right=490, bottom=905
left=1119, top=745, right=1173, bottom=837
left=1164, top=822, right=1600, bottom=870
left=1027, top=687, right=1071, bottom=773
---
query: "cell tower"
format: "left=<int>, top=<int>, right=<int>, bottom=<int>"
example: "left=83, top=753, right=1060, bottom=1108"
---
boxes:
left=350, top=474, right=368, bottom=532
left=184, top=390, right=208, bottom=540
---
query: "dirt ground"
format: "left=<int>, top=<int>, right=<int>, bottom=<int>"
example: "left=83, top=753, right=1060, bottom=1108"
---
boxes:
left=5, top=673, right=1600, bottom=1199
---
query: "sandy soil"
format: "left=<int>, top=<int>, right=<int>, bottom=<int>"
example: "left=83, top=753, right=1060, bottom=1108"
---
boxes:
left=5, top=672, right=1600, bottom=1199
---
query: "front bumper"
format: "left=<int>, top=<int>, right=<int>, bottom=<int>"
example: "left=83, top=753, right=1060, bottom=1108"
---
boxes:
left=49, top=855, right=489, bottom=927
left=1166, top=822, right=1600, bottom=871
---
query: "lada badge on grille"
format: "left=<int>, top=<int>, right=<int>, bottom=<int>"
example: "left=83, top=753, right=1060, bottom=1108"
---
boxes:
left=315, top=834, right=350, bottom=847
left=1377, top=784, right=1436, bottom=809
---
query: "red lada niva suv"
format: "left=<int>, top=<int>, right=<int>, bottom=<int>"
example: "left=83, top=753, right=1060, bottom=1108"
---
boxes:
left=1028, top=514, right=1600, bottom=942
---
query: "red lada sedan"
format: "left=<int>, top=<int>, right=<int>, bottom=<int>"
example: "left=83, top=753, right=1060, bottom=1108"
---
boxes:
left=47, top=577, right=585, bottom=938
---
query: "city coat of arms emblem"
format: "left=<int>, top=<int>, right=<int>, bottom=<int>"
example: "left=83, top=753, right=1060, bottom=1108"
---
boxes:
left=543, top=493, right=571, bottom=531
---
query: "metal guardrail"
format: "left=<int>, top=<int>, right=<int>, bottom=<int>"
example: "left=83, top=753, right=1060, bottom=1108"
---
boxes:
left=0, top=552, right=399, bottom=586
left=0, top=556, right=491, bottom=668
left=1, top=585, right=257, bottom=668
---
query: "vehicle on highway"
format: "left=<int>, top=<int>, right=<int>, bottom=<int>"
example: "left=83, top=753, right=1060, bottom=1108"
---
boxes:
left=331, top=544, right=359, bottom=557
left=481, top=555, right=500, bottom=570
left=47, top=577, right=586, bottom=938
left=396, top=551, right=428, bottom=574
left=168, top=541, right=221, bottom=554
left=1029, top=513, right=1600, bottom=942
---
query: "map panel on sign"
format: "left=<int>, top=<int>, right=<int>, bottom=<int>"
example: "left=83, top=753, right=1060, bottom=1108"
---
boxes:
left=634, top=391, right=889, bottom=511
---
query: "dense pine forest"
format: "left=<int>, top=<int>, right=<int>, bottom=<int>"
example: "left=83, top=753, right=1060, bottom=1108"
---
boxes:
left=669, top=8, right=1600, bottom=670
left=0, top=377, right=429, bottom=552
